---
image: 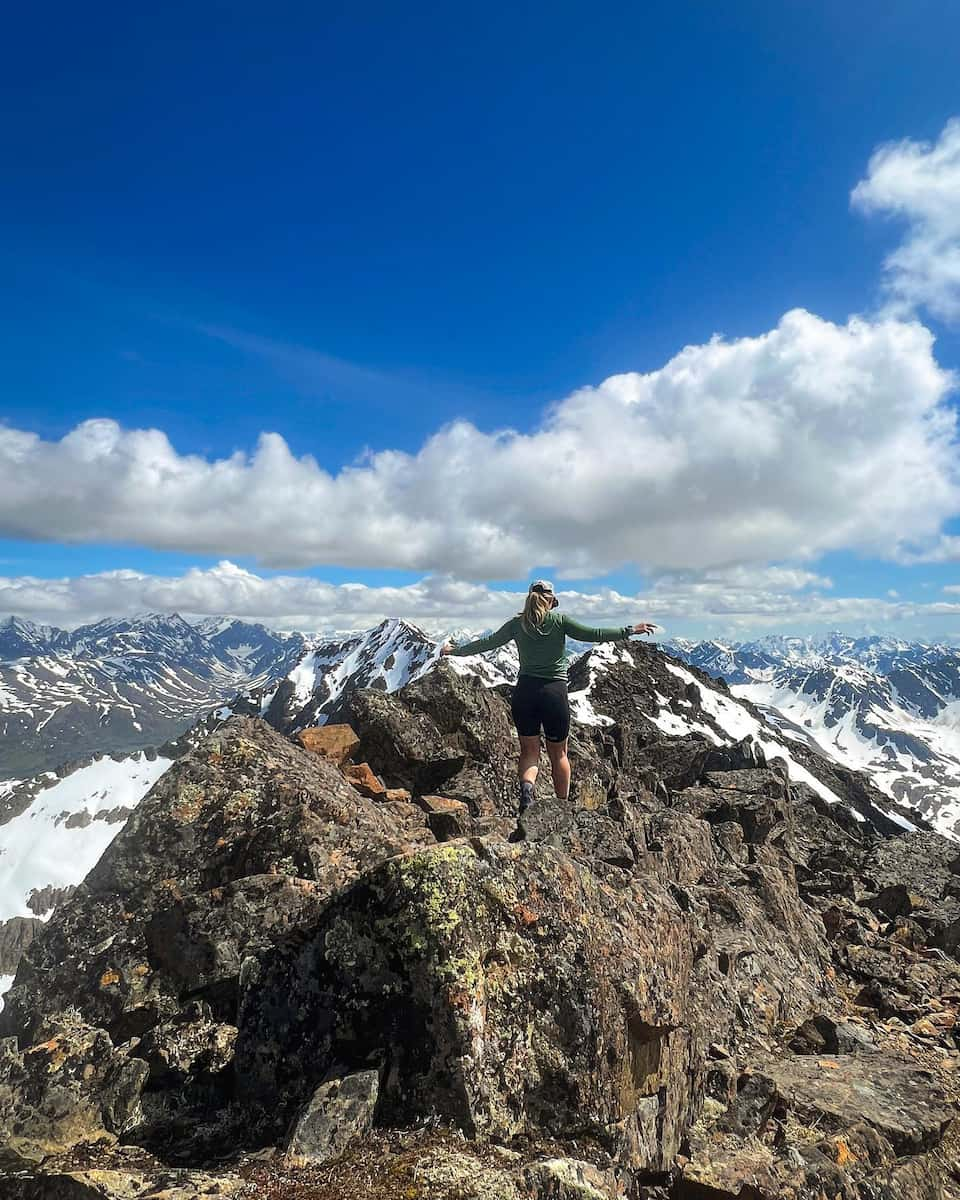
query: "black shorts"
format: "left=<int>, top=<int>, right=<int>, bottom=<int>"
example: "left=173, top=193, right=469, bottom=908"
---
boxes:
left=511, top=675, right=570, bottom=742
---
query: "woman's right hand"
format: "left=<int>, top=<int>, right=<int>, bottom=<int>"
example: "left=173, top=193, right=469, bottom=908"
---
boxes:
left=632, top=622, right=658, bottom=636
left=439, top=640, right=454, bottom=656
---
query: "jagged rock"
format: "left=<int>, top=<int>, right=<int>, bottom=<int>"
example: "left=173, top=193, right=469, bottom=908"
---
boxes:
left=869, top=883, right=929, bottom=918
left=341, top=663, right=517, bottom=813
left=295, top=723, right=359, bottom=765
left=673, top=767, right=791, bottom=846
left=26, top=884, right=76, bottom=917
left=285, top=1068, right=380, bottom=1164
left=0, top=916, right=43, bottom=975
left=385, top=787, right=412, bottom=802
left=0, top=1017, right=148, bottom=1168
left=414, top=793, right=468, bottom=817
left=378, top=799, right=438, bottom=847
left=415, top=794, right=472, bottom=841
left=865, top=832, right=960, bottom=899
left=142, top=873, right=331, bottom=1008
left=518, top=798, right=637, bottom=869
left=639, top=810, right=717, bottom=885
left=342, top=761, right=387, bottom=798
left=1, top=719, right=412, bottom=1044
left=339, top=688, right=463, bottom=794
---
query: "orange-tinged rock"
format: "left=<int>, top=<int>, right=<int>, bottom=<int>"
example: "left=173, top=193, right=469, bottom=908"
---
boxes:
left=296, top=725, right=360, bottom=767
left=385, top=787, right=412, bottom=803
left=343, top=762, right=386, bottom=799
left=415, top=794, right=468, bottom=816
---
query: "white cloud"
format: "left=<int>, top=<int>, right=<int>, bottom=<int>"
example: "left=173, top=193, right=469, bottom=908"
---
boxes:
left=1, top=309, right=956, bottom=579
left=898, top=533, right=960, bottom=565
left=2, top=561, right=959, bottom=639
left=852, top=117, right=960, bottom=323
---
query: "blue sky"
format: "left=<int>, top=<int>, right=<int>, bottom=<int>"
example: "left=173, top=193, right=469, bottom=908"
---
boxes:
left=2, top=2, right=960, bottom=636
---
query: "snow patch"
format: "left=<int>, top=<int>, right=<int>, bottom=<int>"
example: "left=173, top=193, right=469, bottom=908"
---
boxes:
left=0, top=754, right=172, bottom=923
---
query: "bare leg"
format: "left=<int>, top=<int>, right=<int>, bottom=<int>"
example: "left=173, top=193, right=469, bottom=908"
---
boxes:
left=517, top=734, right=541, bottom=785
left=545, top=739, right=571, bottom=800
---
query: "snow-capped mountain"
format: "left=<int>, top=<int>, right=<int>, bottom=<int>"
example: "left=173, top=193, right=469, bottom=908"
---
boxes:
left=236, top=618, right=446, bottom=731
left=669, top=634, right=960, bottom=838
left=0, top=614, right=305, bottom=779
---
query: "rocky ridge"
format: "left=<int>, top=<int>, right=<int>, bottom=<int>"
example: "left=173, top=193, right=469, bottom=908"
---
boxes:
left=1, top=644, right=960, bottom=1197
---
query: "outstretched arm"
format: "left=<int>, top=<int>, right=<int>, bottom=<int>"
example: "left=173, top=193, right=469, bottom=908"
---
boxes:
left=443, top=617, right=518, bottom=656
left=560, top=615, right=656, bottom=643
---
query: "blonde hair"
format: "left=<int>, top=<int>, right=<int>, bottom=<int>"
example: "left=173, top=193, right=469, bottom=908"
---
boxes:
left=521, top=590, right=554, bottom=634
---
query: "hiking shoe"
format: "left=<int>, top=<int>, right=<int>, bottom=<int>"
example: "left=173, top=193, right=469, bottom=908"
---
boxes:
left=519, top=780, right=535, bottom=816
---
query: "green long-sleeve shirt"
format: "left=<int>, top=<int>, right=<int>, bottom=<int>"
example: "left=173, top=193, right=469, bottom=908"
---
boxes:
left=449, top=610, right=633, bottom=680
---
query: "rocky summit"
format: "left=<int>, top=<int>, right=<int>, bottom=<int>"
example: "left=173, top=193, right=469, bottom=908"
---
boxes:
left=3, top=645, right=960, bottom=1199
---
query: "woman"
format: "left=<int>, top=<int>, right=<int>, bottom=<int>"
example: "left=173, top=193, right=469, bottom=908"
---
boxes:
left=441, top=580, right=656, bottom=814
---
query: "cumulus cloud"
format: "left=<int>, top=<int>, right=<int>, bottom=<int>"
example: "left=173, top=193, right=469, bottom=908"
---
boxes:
left=1, top=309, right=956, bottom=578
left=852, top=117, right=960, bottom=323
left=2, top=561, right=959, bottom=638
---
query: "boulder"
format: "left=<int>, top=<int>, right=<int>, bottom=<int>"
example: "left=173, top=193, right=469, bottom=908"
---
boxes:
left=295, top=723, right=360, bottom=766
left=236, top=839, right=699, bottom=1171
left=0, top=915, right=43, bottom=976
left=342, top=761, right=387, bottom=798
left=141, top=873, right=330, bottom=1012
left=284, top=1068, right=380, bottom=1164
left=416, top=794, right=472, bottom=841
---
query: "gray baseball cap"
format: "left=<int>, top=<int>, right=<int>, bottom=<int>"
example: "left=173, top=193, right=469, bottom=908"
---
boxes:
left=529, top=579, right=555, bottom=595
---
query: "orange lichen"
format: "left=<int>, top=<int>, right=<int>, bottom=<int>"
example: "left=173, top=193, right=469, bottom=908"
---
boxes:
left=26, top=1036, right=68, bottom=1071
left=25, top=1037, right=61, bottom=1056
left=99, top=969, right=121, bottom=988
left=834, top=1138, right=857, bottom=1167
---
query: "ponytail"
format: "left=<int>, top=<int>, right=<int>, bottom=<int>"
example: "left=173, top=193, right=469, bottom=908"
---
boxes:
left=521, top=590, right=553, bottom=634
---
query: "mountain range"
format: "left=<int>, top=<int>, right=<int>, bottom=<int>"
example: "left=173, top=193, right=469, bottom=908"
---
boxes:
left=668, top=632, right=960, bottom=839
left=0, top=615, right=927, bottom=1001
left=0, top=614, right=305, bottom=780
